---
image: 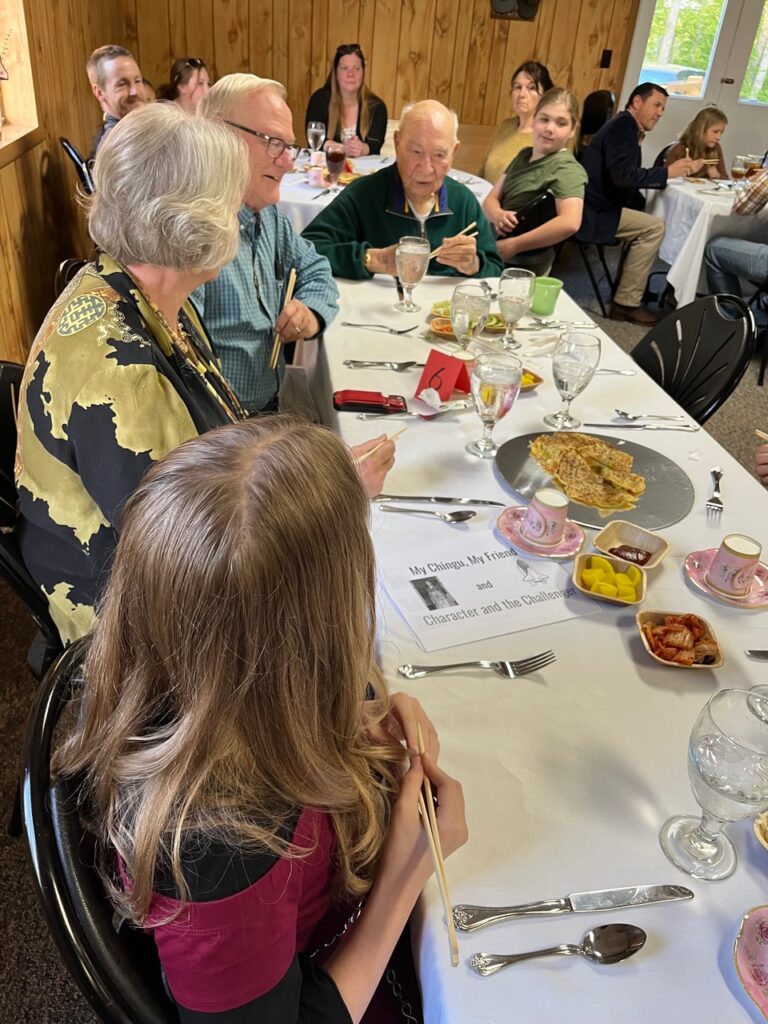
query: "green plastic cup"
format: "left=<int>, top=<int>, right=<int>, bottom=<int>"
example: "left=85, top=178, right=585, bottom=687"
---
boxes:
left=530, top=276, right=563, bottom=317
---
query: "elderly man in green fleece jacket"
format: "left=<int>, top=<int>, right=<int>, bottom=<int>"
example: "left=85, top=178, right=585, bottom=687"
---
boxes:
left=302, top=99, right=502, bottom=279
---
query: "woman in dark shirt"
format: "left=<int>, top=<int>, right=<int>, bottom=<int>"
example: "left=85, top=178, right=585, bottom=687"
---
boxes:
left=305, top=43, right=387, bottom=156
left=56, top=416, right=467, bottom=1023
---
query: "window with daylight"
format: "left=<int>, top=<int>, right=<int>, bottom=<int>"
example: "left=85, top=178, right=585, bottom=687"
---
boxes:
left=740, top=3, right=768, bottom=104
left=0, top=0, right=39, bottom=149
left=637, top=0, right=728, bottom=99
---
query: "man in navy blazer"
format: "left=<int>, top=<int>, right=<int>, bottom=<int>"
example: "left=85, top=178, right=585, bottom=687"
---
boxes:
left=581, top=83, right=695, bottom=324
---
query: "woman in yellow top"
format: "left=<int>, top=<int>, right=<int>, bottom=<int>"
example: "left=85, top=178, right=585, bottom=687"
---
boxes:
left=664, top=107, right=728, bottom=180
left=480, top=60, right=554, bottom=183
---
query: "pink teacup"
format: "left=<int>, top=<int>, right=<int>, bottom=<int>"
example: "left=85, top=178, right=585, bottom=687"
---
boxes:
left=309, top=150, right=325, bottom=167
left=308, top=166, right=325, bottom=187
left=520, top=488, right=569, bottom=547
left=705, top=533, right=762, bottom=597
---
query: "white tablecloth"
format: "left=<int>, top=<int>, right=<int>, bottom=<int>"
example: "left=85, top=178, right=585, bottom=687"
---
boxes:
left=312, top=275, right=768, bottom=1024
left=278, top=155, right=493, bottom=233
left=646, top=181, right=768, bottom=306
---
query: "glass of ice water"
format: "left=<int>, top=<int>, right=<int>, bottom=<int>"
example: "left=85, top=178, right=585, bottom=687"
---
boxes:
left=307, top=121, right=326, bottom=152
left=450, top=281, right=491, bottom=350
left=394, top=236, right=430, bottom=312
left=543, top=332, right=601, bottom=430
left=498, top=267, right=535, bottom=351
left=467, top=352, right=522, bottom=458
left=660, top=688, right=768, bottom=880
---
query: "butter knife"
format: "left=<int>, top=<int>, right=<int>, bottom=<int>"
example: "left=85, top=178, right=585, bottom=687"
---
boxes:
left=747, top=650, right=768, bottom=659
left=374, top=493, right=506, bottom=507
left=583, top=422, right=700, bottom=432
left=453, top=883, right=693, bottom=932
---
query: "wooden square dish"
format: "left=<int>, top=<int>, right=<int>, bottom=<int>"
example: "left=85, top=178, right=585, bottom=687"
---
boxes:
left=572, top=552, right=647, bottom=606
left=636, top=610, right=724, bottom=669
left=593, top=520, right=670, bottom=569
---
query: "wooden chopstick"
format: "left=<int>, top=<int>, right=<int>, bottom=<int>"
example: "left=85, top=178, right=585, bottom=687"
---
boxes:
left=355, top=426, right=408, bottom=464
left=269, top=267, right=298, bottom=370
left=416, top=722, right=459, bottom=968
left=428, top=221, right=477, bottom=259
left=755, top=429, right=768, bottom=442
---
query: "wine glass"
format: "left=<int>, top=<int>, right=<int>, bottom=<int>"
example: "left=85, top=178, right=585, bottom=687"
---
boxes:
left=543, top=332, right=601, bottom=430
left=659, top=688, right=768, bottom=880
left=467, top=353, right=522, bottom=459
left=498, top=268, right=535, bottom=351
left=394, top=237, right=430, bottom=312
left=450, top=282, right=491, bottom=351
left=307, top=121, right=326, bottom=152
left=325, top=146, right=345, bottom=185
left=731, top=154, right=748, bottom=181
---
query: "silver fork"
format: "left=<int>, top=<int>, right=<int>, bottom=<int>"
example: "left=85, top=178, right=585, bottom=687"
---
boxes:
left=398, top=652, right=556, bottom=680
left=341, top=321, right=418, bottom=335
left=706, top=466, right=724, bottom=516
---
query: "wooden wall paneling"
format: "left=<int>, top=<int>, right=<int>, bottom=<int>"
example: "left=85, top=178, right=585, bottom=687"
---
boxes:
left=428, top=0, right=458, bottom=107
left=287, top=0, right=312, bottom=132
left=570, top=0, right=617, bottom=107
left=394, top=0, right=437, bottom=114
left=369, top=0, right=402, bottom=116
left=532, top=0, right=557, bottom=62
left=249, top=0, right=273, bottom=78
left=135, top=0, right=172, bottom=89
left=0, top=164, right=32, bottom=363
left=213, top=0, right=249, bottom=77
left=480, top=16, right=509, bottom=125
left=309, top=0, right=329, bottom=91
left=357, top=0, right=376, bottom=71
left=184, top=0, right=214, bottom=74
left=271, top=0, right=290, bottom=88
left=599, top=0, right=641, bottom=98
left=325, top=0, right=360, bottom=71
left=491, top=13, right=541, bottom=126
left=447, top=1, right=475, bottom=116
left=167, top=0, right=187, bottom=69
left=545, top=0, right=584, bottom=90
left=461, top=0, right=495, bottom=123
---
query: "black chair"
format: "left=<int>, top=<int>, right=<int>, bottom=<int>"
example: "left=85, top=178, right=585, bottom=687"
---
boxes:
left=22, top=640, right=179, bottom=1024
left=630, top=295, right=756, bottom=423
left=576, top=90, right=615, bottom=157
left=653, top=143, right=675, bottom=168
left=60, top=137, right=95, bottom=195
left=571, top=233, right=626, bottom=318
left=746, top=283, right=768, bottom=386
left=55, top=258, right=87, bottom=297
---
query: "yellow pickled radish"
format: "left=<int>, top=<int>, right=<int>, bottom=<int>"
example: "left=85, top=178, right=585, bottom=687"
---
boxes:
left=617, top=586, right=637, bottom=601
left=615, top=572, right=632, bottom=589
left=581, top=568, right=605, bottom=588
left=591, top=580, right=618, bottom=597
left=624, top=564, right=642, bottom=587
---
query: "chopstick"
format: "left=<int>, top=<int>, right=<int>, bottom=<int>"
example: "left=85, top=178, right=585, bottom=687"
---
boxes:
left=428, top=221, right=477, bottom=259
left=269, top=267, right=298, bottom=370
left=355, top=426, right=408, bottom=464
left=416, top=722, right=459, bottom=968
left=755, top=429, right=768, bottom=441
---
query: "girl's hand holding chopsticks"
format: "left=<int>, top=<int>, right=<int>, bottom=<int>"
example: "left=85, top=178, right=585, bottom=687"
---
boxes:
left=351, top=432, right=400, bottom=497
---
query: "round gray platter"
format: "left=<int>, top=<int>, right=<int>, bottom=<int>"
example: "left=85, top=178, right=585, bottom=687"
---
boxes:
left=495, top=432, right=695, bottom=531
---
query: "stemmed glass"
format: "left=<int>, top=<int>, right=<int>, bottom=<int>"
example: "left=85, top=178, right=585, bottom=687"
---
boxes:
left=450, top=282, right=491, bottom=351
left=307, top=121, right=326, bottom=152
left=467, top=353, right=522, bottom=459
left=394, top=237, right=430, bottom=312
left=498, top=268, right=535, bottom=351
left=543, top=332, right=601, bottom=430
left=659, top=688, right=768, bottom=880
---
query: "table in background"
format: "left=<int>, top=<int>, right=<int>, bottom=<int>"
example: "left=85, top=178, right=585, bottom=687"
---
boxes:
left=313, top=275, right=768, bottom=1024
left=646, top=180, right=768, bottom=306
left=278, top=155, right=493, bottom=233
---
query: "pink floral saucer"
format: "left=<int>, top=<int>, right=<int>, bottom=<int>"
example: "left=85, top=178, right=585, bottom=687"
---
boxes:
left=735, top=905, right=768, bottom=1020
left=684, top=549, right=768, bottom=608
left=496, top=506, right=585, bottom=559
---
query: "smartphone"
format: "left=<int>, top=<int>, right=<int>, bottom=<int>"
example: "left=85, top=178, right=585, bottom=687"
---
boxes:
left=333, top=390, right=408, bottom=414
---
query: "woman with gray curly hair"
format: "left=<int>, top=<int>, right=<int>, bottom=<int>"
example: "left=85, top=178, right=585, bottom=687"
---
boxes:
left=15, top=101, right=250, bottom=646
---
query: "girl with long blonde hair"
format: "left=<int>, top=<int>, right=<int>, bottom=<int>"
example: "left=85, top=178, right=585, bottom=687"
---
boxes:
left=665, top=106, right=728, bottom=179
left=305, top=43, right=388, bottom=156
left=56, top=416, right=466, bottom=1024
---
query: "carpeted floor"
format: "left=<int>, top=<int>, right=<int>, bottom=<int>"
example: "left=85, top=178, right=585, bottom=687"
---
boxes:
left=1, top=248, right=766, bottom=1023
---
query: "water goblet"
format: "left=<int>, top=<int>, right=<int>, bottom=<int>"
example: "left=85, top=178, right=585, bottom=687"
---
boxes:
left=466, top=352, right=522, bottom=459
left=394, top=237, right=430, bottom=312
left=659, top=688, right=768, bottom=880
left=325, top=146, right=345, bottom=185
left=307, top=121, right=326, bottom=152
left=498, top=268, right=535, bottom=351
left=450, top=281, right=491, bottom=351
left=543, top=332, right=601, bottom=430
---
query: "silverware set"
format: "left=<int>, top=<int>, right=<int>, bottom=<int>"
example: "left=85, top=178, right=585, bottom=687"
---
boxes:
left=374, top=494, right=506, bottom=507
left=343, top=359, right=424, bottom=371
left=584, top=421, right=700, bottom=432
left=357, top=399, right=472, bottom=420
left=706, top=466, right=724, bottom=516
left=379, top=505, right=476, bottom=524
left=398, top=651, right=556, bottom=680
left=614, top=409, right=686, bottom=422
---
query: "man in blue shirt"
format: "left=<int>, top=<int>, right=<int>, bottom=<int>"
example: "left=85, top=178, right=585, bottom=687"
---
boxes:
left=197, top=74, right=340, bottom=415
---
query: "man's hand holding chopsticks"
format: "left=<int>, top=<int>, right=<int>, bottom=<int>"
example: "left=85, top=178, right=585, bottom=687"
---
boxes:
left=435, top=232, right=480, bottom=276
left=276, top=299, right=319, bottom=342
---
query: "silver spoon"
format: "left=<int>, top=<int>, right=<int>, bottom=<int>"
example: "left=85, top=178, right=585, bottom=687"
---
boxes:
left=379, top=504, right=476, bottom=523
left=468, top=923, right=647, bottom=977
left=615, top=409, right=686, bottom=422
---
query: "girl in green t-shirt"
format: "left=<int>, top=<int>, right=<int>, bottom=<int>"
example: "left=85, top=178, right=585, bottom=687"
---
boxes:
left=482, top=88, right=587, bottom=276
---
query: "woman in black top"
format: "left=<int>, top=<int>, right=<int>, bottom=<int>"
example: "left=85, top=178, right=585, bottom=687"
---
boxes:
left=305, top=43, right=387, bottom=156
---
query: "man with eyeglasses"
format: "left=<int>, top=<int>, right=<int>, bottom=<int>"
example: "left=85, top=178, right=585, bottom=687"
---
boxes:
left=87, top=45, right=146, bottom=160
left=197, top=74, right=395, bottom=492
left=302, top=99, right=502, bottom=279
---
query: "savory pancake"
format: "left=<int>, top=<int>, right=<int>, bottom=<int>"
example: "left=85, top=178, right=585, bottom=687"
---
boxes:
left=529, top=432, right=646, bottom=511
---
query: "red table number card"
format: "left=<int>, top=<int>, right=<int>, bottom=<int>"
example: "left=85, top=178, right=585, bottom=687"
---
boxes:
left=415, top=349, right=471, bottom=401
